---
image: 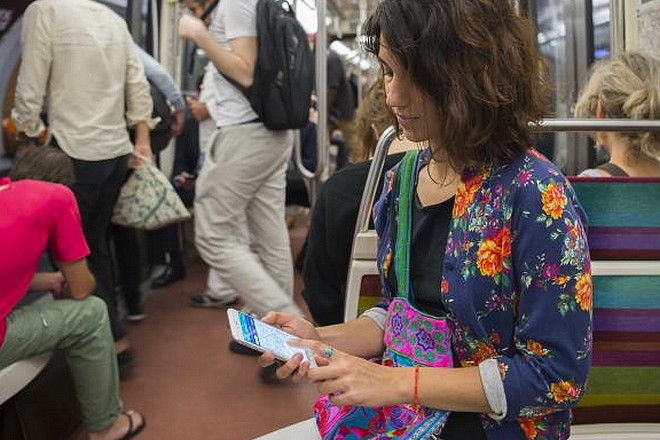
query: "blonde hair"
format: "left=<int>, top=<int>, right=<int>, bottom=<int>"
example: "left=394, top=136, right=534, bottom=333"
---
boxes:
left=574, top=52, right=660, bottom=159
left=351, top=77, right=395, bottom=162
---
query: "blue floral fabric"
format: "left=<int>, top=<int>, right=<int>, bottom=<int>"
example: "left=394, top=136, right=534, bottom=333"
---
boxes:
left=373, top=149, right=593, bottom=439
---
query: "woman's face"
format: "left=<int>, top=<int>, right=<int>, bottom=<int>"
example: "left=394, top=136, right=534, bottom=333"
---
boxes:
left=378, top=36, right=440, bottom=143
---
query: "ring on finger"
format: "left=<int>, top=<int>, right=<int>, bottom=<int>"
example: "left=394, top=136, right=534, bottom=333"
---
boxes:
left=323, top=346, right=335, bottom=358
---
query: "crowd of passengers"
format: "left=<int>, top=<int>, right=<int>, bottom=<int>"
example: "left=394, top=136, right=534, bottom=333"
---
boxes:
left=2, top=0, right=660, bottom=438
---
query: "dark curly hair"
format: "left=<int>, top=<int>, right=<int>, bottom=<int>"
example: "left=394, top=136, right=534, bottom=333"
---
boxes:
left=362, top=0, right=551, bottom=170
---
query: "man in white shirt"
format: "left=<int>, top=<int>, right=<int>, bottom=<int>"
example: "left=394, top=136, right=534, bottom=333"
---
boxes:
left=12, top=0, right=156, bottom=352
left=178, top=1, right=303, bottom=325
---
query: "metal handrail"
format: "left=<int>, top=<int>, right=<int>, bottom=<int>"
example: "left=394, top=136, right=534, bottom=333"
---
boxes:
left=532, top=118, right=660, bottom=132
left=351, top=125, right=397, bottom=236
left=352, top=118, right=660, bottom=235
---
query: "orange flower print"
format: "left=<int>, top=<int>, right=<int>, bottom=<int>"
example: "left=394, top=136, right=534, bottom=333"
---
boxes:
left=477, top=239, right=502, bottom=277
left=452, top=173, right=484, bottom=218
left=476, top=227, right=510, bottom=278
left=550, top=380, right=581, bottom=403
left=472, top=341, right=496, bottom=363
left=575, top=272, right=592, bottom=312
left=496, top=227, right=511, bottom=259
left=498, top=361, right=509, bottom=380
left=383, top=252, right=392, bottom=277
left=541, top=182, right=566, bottom=220
left=519, top=418, right=538, bottom=439
left=440, top=279, right=449, bottom=294
left=526, top=340, right=547, bottom=356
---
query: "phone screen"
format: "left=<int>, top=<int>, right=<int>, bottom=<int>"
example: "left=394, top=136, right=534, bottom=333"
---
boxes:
left=228, top=309, right=315, bottom=366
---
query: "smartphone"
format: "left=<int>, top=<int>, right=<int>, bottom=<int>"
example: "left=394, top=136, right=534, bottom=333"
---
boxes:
left=227, top=308, right=316, bottom=367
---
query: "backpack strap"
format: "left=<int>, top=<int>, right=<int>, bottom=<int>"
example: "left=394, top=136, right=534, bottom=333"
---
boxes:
left=596, top=162, right=629, bottom=177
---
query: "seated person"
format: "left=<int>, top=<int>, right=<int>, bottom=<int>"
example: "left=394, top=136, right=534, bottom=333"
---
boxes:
left=260, top=1, right=591, bottom=438
left=574, top=51, right=660, bottom=177
left=1, top=146, right=145, bottom=439
left=302, top=78, right=416, bottom=326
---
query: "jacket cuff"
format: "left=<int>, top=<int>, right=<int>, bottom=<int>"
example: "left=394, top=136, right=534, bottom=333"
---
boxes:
left=479, top=358, right=507, bottom=421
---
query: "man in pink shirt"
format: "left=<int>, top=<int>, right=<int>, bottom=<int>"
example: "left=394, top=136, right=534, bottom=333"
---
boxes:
left=0, top=166, right=145, bottom=439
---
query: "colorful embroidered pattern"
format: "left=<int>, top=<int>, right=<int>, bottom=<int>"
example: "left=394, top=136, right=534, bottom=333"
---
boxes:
left=314, top=300, right=453, bottom=439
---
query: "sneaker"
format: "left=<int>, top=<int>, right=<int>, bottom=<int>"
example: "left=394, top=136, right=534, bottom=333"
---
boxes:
left=126, top=304, right=145, bottom=323
left=189, top=293, right=238, bottom=309
left=126, top=311, right=146, bottom=322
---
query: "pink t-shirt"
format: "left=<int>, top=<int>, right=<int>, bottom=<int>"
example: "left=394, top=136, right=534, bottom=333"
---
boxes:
left=0, top=177, right=90, bottom=347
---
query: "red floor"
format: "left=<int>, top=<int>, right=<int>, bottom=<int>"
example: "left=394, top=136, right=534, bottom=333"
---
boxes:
left=117, top=218, right=320, bottom=439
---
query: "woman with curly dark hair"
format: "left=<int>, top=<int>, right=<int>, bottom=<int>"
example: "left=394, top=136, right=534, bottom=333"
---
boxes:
left=257, top=1, right=592, bottom=438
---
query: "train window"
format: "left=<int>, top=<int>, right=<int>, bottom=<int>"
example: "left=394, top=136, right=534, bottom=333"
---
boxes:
left=592, top=0, right=611, bottom=60
left=525, top=0, right=612, bottom=175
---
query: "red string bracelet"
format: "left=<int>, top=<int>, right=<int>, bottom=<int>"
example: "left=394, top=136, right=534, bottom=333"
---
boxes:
left=413, top=365, right=420, bottom=408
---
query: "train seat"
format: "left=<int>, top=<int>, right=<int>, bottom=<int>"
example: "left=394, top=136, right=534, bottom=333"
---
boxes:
left=0, top=294, right=54, bottom=406
left=343, top=175, right=660, bottom=437
left=567, top=177, right=660, bottom=434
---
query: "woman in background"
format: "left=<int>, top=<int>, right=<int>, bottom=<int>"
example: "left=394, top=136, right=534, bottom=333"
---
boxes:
left=574, top=52, right=660, bottom=177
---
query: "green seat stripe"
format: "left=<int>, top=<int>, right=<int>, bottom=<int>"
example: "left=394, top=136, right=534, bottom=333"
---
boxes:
left=593, top=276, right=660, bottom=309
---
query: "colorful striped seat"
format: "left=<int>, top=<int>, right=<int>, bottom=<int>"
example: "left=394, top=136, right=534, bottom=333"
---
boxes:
left=568, top=177, right=660, bottom=425
left=568, top=177, right=660, bottom=260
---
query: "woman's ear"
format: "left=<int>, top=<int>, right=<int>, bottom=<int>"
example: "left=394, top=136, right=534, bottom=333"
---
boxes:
left=595, top=100, right=608, bottom=119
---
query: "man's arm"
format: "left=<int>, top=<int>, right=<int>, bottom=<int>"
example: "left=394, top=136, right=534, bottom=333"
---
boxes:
left=29, top=272, right=64, bottom=297
left=135, top=45, right=186, bottom=112
left=11, top=3, right=53, bottom=138
left=178, top=15, right=257, bottom=88
left=124, top=30, right=156, bottom=160
left=57, top=258, right=96, bottom=300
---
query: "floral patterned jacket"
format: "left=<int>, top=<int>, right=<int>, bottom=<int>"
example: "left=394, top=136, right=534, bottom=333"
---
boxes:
left=374, top=149, right=592, bottom=439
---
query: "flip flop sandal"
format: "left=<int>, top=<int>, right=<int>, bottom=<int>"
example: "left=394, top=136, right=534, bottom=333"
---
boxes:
left=118, top=411, right=146, bottom=440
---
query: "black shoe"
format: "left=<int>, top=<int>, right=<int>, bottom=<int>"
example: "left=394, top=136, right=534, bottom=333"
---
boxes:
left=117, top=348, right=135, bottom=379
left=229, top=340, right=261, bottom=356
left=259, top=362, right=287, bottom=384
left=151, top=266, right=185, bottom=289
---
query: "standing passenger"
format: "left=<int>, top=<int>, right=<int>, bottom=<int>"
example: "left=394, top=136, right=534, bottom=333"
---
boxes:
left=12, top=0, right=156, bottom=362
left=178, top=1, right=303, bottom=327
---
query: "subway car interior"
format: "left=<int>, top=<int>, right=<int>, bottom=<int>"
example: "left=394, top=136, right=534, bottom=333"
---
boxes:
left=1, top=0, right=659, bottom=439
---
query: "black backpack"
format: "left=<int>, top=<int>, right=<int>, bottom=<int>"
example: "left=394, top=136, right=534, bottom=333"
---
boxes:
left=244, top=0, right=314, bottom=130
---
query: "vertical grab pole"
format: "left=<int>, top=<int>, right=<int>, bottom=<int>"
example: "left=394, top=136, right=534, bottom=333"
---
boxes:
left=312, top=0, right=328, bottom=207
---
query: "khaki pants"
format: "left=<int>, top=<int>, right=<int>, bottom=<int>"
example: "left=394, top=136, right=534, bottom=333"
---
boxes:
left=0, top=296, right=121, bottom=431
left=195, top=123, right=301, bottom=317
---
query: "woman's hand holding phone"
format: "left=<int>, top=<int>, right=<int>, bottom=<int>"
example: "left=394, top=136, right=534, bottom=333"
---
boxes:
left=257, top=311, right=322, bottom=382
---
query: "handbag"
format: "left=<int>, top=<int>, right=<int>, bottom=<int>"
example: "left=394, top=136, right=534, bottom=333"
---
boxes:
left=112, top=155, right=191, bottom=229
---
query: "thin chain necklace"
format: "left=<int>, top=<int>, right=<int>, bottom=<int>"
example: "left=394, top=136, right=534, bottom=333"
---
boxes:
left=426, top=159, right=457, bottom=187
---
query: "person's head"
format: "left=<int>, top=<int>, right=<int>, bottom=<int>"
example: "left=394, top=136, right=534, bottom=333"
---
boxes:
left=362, top=0, right=550, bottom=171
left=574, top=51, right=660, bottom=160
left=9, top=146, right=75, bottom=187
left=351, top=77, right=396, bottom=161
left=182, top=0, right=212, bottom=19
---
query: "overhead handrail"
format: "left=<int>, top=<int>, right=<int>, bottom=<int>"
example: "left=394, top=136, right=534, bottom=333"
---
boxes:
left=532, top=118, right=660, bottom=132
